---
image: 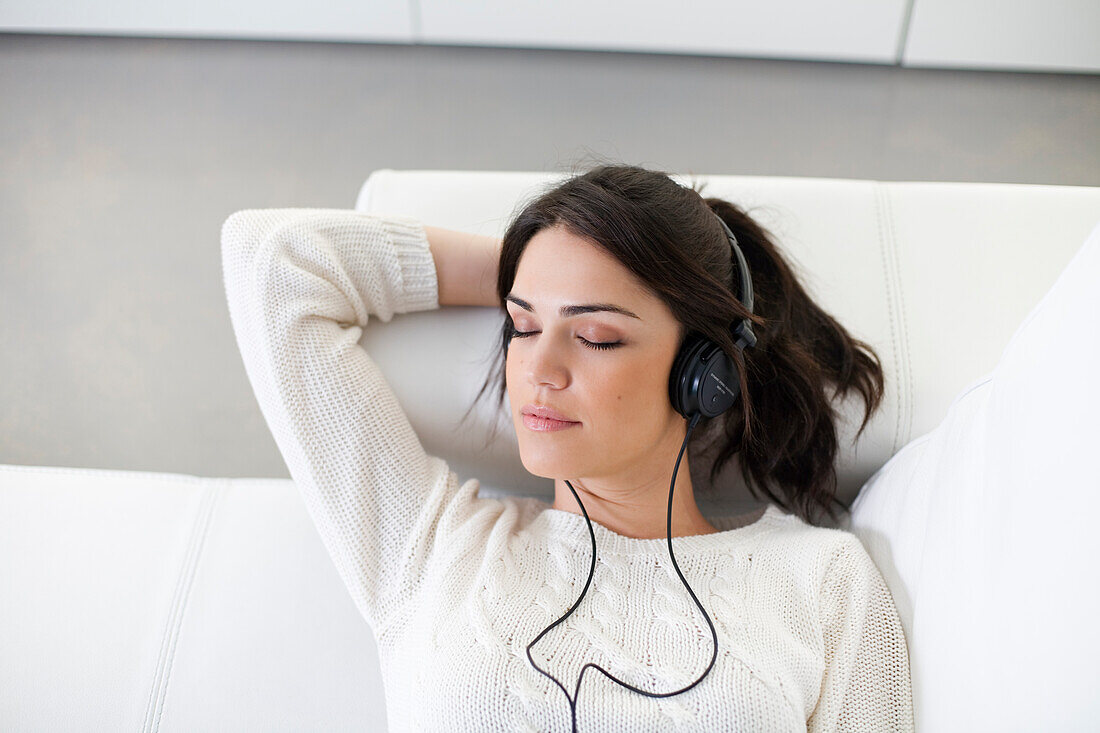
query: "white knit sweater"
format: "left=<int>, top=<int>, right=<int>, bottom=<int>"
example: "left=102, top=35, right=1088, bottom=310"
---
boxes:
left=220, top=208, right=915, bottom=733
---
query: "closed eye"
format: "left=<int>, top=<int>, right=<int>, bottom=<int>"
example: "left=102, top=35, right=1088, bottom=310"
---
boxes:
left=508, top=327, right=622, bottom=351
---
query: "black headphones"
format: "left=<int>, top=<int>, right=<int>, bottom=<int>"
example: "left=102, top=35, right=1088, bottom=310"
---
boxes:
left=525, top=212, right=759, bottom=732
left=668, top=215, right=758, bottom=421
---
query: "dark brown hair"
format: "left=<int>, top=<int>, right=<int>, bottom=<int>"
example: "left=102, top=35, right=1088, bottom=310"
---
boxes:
left=464, top=160, right=885, bottom=526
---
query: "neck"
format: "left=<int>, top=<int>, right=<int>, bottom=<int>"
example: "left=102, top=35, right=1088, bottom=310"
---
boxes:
left=550, top=459, right=719, bottom=539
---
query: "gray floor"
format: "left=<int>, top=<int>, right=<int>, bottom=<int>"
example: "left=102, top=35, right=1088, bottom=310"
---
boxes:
left=1, top=32, right=1098, bottom=483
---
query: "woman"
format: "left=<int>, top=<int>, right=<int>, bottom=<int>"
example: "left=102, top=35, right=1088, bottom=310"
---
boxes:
left=221, top=164, right=914, bottom=732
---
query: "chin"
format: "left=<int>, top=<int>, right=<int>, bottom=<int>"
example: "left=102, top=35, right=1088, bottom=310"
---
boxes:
left=518, top=446, right=581, bottom=481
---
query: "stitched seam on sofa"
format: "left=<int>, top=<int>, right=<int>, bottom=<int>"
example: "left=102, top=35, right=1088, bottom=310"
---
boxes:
left=873, top=182, right=906, bottom=455
left=142, top=482, right=223, bottom=733
left=881, top=185, right=914, bottom=448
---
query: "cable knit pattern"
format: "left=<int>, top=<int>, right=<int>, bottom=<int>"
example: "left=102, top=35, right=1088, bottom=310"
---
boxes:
left=220, top=208, right=915, bottom=732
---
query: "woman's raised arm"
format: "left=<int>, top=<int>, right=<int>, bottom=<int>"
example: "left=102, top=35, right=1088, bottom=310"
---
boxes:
left=219, top=209, right=501, bottom=637
left=422, top=224, right=501, bottom=308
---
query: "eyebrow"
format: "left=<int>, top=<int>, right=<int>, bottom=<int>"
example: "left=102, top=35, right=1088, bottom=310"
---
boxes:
left=505, top=294, right=642, bottom=320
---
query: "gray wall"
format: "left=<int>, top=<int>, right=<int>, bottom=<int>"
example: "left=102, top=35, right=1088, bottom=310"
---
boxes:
left=2, top=33, right=1098, bottom=483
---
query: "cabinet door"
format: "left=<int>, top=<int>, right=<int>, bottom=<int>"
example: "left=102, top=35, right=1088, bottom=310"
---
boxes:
left=0, top=0, right=414, bottom=43
left=904, top=0, right=1100, bottom=74
left=418, top=0, right=911, bottom=65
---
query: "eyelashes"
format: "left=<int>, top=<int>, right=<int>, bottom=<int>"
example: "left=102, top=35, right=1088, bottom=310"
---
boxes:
left=508, top=326, right=622, bottom=351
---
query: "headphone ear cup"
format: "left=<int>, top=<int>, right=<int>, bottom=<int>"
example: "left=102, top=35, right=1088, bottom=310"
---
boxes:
left=701, top=348, right=742, bottom=419
left=669, top=332, right=706, bottom=419
left=669, top=332, right=744, bottom=420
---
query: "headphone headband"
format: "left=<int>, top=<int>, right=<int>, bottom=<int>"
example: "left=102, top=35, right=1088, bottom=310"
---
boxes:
left=714, top=214, right=757, bottom=350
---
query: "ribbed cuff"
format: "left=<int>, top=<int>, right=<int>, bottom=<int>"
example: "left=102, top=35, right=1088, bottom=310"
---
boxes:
left=380, top=215, right=440, bottom=314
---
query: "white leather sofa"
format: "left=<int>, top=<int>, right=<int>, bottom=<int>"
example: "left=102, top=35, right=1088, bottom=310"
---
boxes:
left=3, top=170, right=1099, bottom=732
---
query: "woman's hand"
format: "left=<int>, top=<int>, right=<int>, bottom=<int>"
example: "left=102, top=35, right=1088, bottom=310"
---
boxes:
left=423, top=225, right=502, bottom=308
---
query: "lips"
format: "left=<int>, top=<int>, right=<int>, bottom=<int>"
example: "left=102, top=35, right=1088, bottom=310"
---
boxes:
left=521, top=404, right=579, bottom=423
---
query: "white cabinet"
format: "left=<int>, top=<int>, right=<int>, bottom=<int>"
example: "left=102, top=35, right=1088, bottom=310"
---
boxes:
left=1, top=0, right=1097, bottom=74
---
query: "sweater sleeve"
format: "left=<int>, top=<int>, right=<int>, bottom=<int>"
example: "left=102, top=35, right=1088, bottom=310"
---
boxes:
left=807, top=534, right=916, bottom=733
left=220, top=208, right=479, bottom=636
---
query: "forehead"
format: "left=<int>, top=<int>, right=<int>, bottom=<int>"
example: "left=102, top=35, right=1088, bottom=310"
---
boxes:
left=512, top=225, right=651, bottom=306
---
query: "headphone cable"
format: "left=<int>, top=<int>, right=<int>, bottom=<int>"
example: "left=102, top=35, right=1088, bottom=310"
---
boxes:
left=525, top=411, right=715, bottom=732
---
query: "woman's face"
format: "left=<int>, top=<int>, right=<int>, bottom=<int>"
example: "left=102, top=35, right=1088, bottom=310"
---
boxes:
left=505, top=224, right=686, bottom=483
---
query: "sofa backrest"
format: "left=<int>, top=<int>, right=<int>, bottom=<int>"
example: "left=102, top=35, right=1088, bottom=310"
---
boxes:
left=354, top=169, right=1100, bottom=519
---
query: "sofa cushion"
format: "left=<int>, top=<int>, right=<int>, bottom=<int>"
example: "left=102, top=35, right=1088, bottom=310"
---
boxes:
left=846, top=218, right=1100, bottom=729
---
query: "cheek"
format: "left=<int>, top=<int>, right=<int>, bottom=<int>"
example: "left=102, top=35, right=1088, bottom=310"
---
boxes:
left=504, top=349, right=672, bottom=416
left=583, top=359, right=669, bottom=419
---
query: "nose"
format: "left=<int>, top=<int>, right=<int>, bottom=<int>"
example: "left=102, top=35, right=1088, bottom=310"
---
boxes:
left=522, top=329, right=570, bottom=390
